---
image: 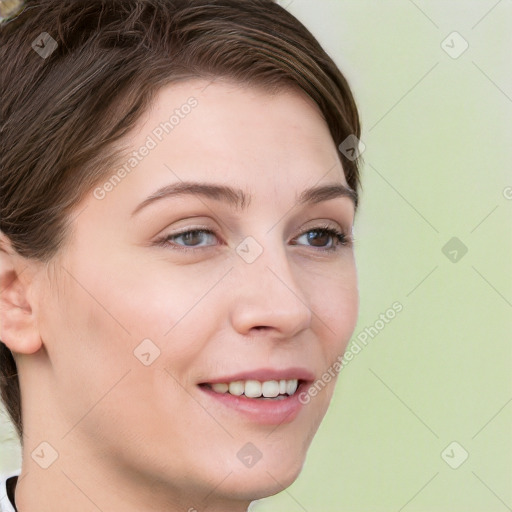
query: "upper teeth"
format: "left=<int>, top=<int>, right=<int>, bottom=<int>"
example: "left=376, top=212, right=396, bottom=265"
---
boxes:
left=210, top=379, right=299, bottom=398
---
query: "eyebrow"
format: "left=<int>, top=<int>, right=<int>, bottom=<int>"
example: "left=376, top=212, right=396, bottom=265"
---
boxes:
left=130, top=180, right=357, bottom=217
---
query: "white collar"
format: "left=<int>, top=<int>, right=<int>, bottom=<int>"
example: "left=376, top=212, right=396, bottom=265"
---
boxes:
left=0, top=470, right=20, bottom=512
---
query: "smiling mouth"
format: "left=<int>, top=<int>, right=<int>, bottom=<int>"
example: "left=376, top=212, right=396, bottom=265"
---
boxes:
left=199, top=379, right=303, bottom=400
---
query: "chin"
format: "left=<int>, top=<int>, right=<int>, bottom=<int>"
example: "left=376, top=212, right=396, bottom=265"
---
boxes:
left=224, top=463, right=305, bottom=502
left=219, top=442, right=309, bottom=501
left=218, top=407, right=326, bottom=500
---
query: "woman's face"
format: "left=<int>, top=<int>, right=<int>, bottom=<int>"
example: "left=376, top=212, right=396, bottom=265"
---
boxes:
left=32, top=79, right=358, bottom=505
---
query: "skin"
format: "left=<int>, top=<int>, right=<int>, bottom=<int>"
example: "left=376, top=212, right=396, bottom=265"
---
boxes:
left=0, top=78, right=358, bottom=511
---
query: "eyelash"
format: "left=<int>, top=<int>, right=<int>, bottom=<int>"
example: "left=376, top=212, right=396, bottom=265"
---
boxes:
left=155, top=224, right=352, bottom=253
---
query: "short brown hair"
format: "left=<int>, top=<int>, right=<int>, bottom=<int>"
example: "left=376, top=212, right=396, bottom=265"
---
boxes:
left=0, top=0, right=362, bottom=442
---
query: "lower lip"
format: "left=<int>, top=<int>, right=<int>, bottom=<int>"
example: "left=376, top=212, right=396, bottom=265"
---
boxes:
left=198, top=382, right=310, bottom=426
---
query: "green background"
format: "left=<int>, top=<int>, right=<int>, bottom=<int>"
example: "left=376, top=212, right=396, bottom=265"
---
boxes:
left=1, top=1, right=511, bottom=510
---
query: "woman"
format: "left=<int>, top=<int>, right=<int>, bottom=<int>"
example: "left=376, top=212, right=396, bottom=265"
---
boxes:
left=0, top=0, right=362, bottom=510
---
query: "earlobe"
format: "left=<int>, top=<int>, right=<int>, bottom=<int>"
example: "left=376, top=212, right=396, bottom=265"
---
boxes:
left=0, top=232, right=43, bottom=355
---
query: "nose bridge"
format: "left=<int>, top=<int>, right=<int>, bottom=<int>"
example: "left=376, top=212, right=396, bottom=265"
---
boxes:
left=229, top=231, right=312, bottom=336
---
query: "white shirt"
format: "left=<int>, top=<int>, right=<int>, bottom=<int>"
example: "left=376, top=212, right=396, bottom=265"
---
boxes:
left=0, top=471, right=20, bottom=512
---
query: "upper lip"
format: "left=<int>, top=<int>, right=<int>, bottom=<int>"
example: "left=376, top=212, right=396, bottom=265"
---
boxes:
left=200, top=367, right=315, bottom=384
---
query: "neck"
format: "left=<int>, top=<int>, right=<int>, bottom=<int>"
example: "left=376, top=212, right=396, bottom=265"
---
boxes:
left=14, top=443, right=252, bottom=512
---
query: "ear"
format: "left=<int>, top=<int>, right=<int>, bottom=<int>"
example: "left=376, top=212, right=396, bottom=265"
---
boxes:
left=0, top=231, right=43, bottom=355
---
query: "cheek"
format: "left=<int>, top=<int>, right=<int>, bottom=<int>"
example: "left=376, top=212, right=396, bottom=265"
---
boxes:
left=36, top=261, right=204, bottom=440
left=309, top=260, right=359, bottom=356
left=46, top=255, right=223, bottom=384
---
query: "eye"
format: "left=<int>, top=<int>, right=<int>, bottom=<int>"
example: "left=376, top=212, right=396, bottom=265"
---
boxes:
left=292, top=225, right=350, bottom=252
left=156, top=229, right=218, bottom=250
left=155, top=224, right=352, bottom=253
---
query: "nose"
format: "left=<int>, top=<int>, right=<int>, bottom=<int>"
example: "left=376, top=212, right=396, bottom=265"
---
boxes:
left=228, top=236, right=312, bottom=339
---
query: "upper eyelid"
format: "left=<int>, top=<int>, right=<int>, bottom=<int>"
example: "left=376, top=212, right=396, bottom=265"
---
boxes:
left=165, top=222, right=347, bottom=238
left=164, top=214, right=349, bottom=233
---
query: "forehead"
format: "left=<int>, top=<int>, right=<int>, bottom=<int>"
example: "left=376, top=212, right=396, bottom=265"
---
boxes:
left=116, top=78, right=348, bottom=188
left=74, top=78, right=353, bottom=235
left=60, top=79, right=355, bottom=263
